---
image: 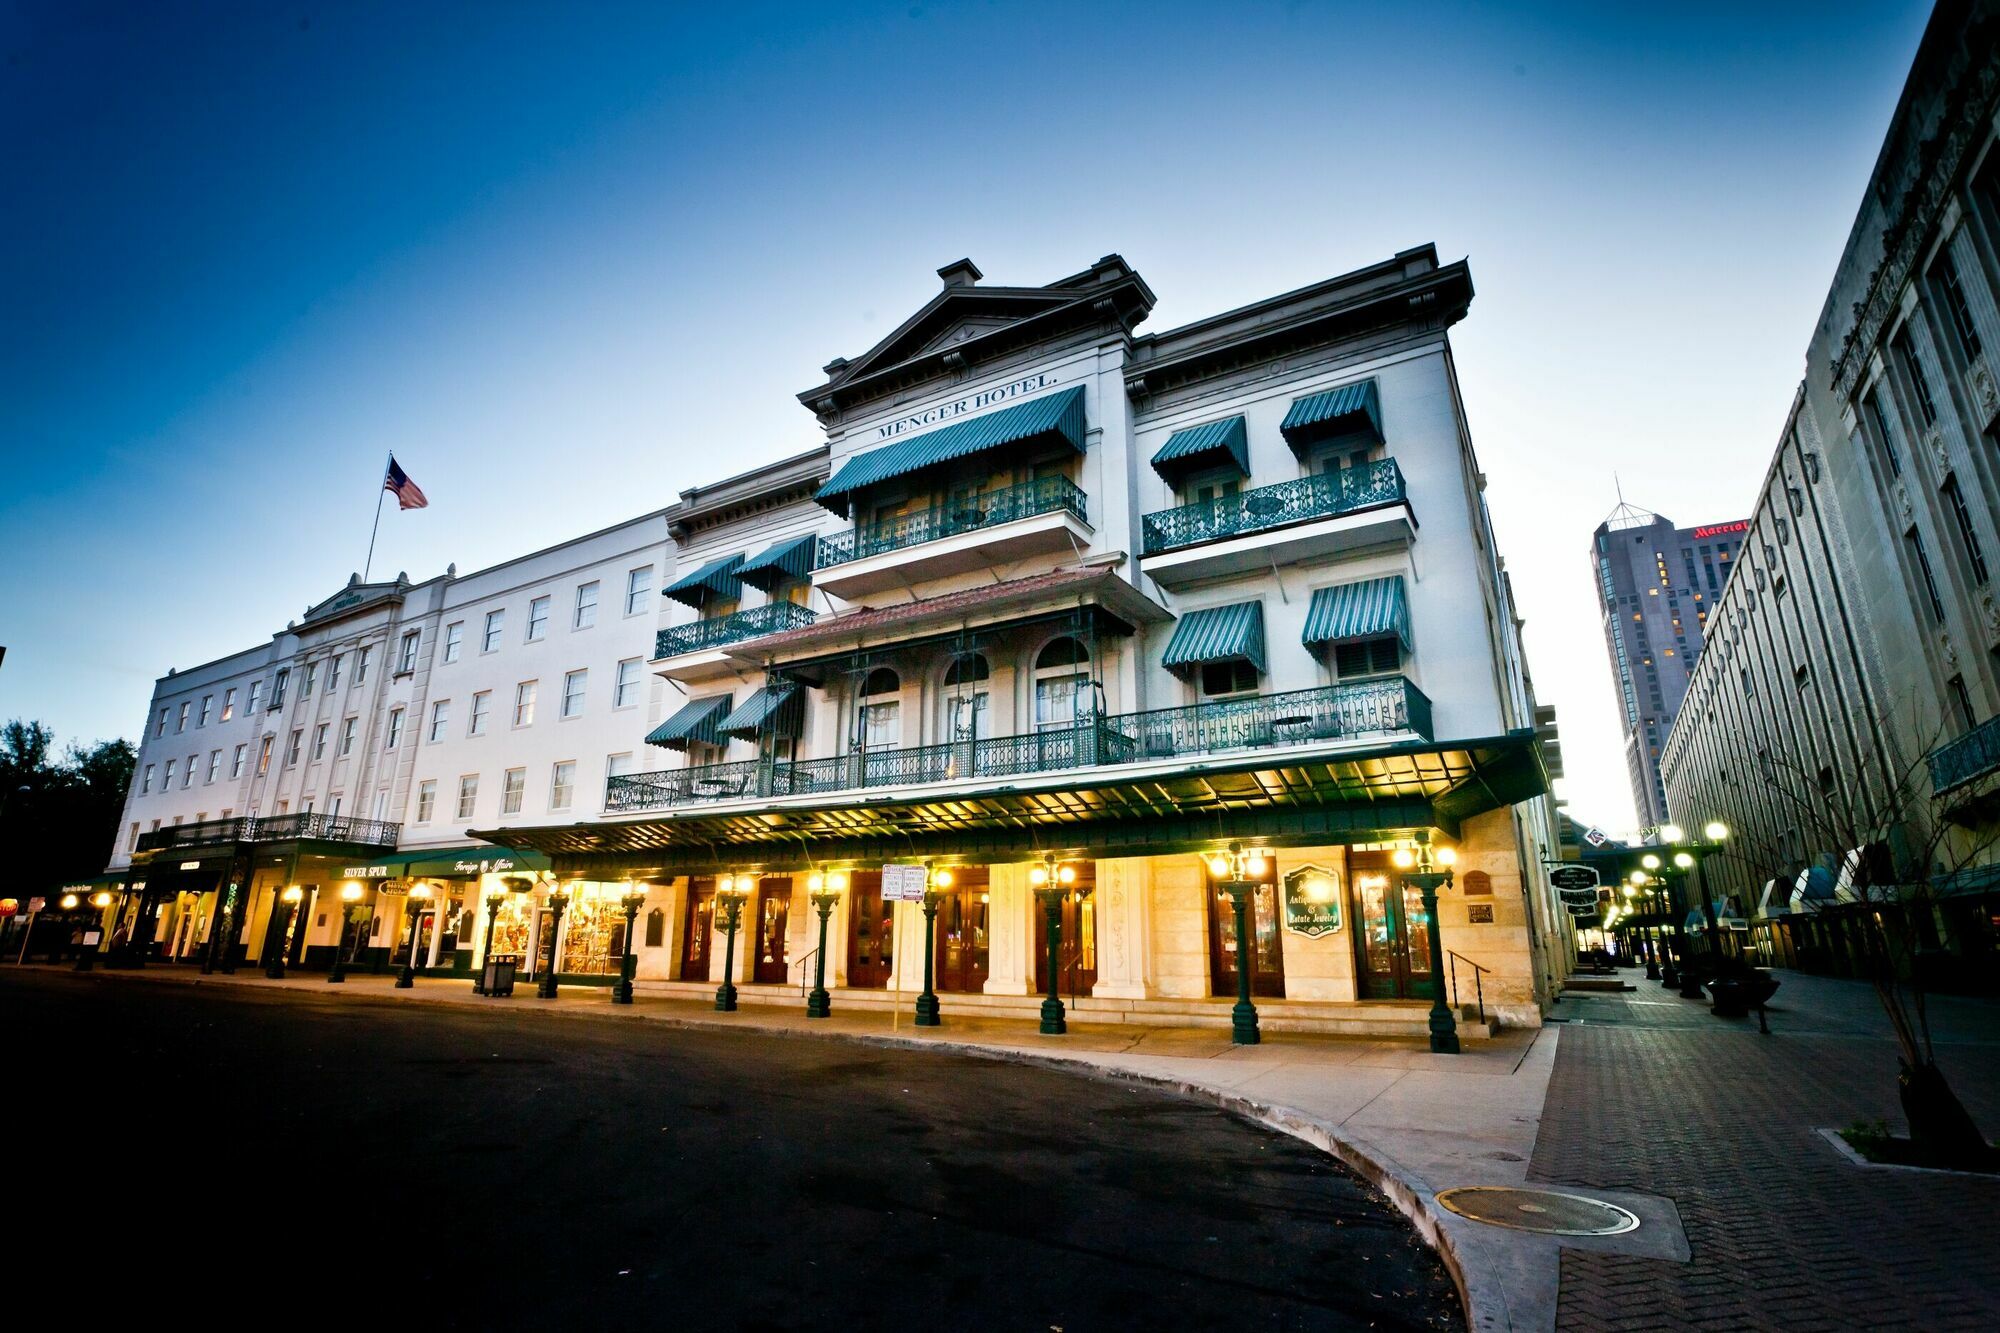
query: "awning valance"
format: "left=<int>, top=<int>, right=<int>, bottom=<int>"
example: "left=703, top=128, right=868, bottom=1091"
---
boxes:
left=1280, top=379, right=1383, bottom=455
left=1150, top=415, right=1249, bottom=482
left=646, top=695, right=733, bottom=750
left=718, top=685, right=803, bottom=738
left=1162, top=601, right=1267, bottom=676
left=736, top=535, right=817, bottom=592
left=663, top=554, right=745, bottom=610
left=1303, top=576, right=1410, bottom=651
left=398, top=845, right=551, bottom=879
left=815, top=386, right=1087, bottom=511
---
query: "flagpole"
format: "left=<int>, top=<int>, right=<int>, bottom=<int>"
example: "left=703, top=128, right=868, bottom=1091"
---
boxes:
left=363, top=452, right=390, bottom=582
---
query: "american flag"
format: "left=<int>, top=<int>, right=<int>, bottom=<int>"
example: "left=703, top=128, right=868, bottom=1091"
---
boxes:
left=384, top=457, right=429, bottom=510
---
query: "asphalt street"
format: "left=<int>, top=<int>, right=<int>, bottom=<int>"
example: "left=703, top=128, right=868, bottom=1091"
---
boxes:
left=4, top=970, right=1459, bottom=1331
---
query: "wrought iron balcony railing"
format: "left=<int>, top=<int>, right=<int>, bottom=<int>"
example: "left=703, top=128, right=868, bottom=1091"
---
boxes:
left=605, top=677, right=1432, bottom=814
left=1141, top=458, right=1407, bottom=556
left=815, top=474, right=1087, bottom=570
left=654, top=601, right=818, bottom=661
left=135, top=812, right=402, bottom=854
left=1930, top=713, right=2000, bottom=795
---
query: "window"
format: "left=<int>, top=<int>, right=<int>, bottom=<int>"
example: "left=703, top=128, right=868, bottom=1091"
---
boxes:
left=456, top=775, right=479, bottom=820
left=470, top=690, right=492, bottom=736
left=514, top=681, right=537, bottom=727
left=231, top=743, right=246, bottom=777
left=129, top=823, right=140, bottom=853
left=428, top=700, right=450, bottom=742
left=177, top=701, right=189, bottom=731
left=301, top=662, right=315, bottom=696
left=142, top=763, right=154, bottom=794
left=221, top=688, right=236, bottom=722
left=200, top=694, right=215, bottom=725
left=483, top=609, right=505, bottom=653
left=1907, top=525, right=1946, bottom=623
left=574, top=581, right=599, bottom=630
left=312, top=724, right=329, bottom=761
left=1741, top=668, right=1755, bottom=698
left=257, top=736, right=272, bottom=775
left=327, top=655, right=342, bottom=692
left=1895, top=332, right=1938, bottom=427
left=269, top=670, right=286, bottom=708
left=1948, top=674, right=1977, bottom=733
left=443, top=622, right=463, bottom=664
left=163, top=759, right=176, bottom=788
left=286, top=730, right=302, bottom=766
left=1794, top=664, right=1811, bottom=690
left=859, top=668, right=900, bottom=748
left=550, top=761, right=576, bottom=811
left=156, top=708, right=167, bottom=738
left=398, top=630, right=420, bottom=673
left=942, top=654, right=991, bottom=742
left=1333, top=636, right=1402, bottom=680
left=607, top=752, right=635, bottom=780
left=327, top=795, right=341, bottom=818
left=385, top=708, right=404, bottom=749
left=182, top=756, right=195, bottom=789
left=206, top=750, right=221, bottom=782
left=1200, top=659, right=1260, bottom=697
left=501, top=767, right=526, bottom=815
left=371, top=789, right=390, bottom=821
left=614, top=658, right=642, bottom=708
left=527, top=596, right=550, bottom=642
left=562, top=669, right=587, bottom=718
left=339, top=717, right=358, bottom=756
left=356, top=645, right=372, bottom=684
left=1943, top=477, right=1990, bottom=585
left=1033, top=638, right=1090, bottom=731
left=415, top=779, right=437, bottom=824
left=1933, top=251, right=1983, bottom=362
left=626, top=566, right=653, bottom=616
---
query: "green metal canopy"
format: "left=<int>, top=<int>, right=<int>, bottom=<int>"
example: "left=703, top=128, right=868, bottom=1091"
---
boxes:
left=1302, top=576, right=1411, bottom=650
left=1162, top=601, right=1267, bottom=676
left=398, top=845, right=551, bottom=878
left=1280, top=379, right=1383, bottom=454
left=815, top=386, right=1087, bottom=511
left=736, top=535, right=817, bottom=591
left=663, top=554, right=746, bottom=609
left=646, top=694, right=733, bottom=750
left=718, top=685, right=803, bottom=738
left=1150, top=415, right=1249, bottom=482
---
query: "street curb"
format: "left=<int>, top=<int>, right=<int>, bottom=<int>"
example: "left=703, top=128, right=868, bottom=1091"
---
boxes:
left=24, top=965, right=1495, bottom=1330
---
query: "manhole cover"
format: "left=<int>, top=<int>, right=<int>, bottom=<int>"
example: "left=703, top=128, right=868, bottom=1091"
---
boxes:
left=1435, top=1187, right=1640, bottom=1236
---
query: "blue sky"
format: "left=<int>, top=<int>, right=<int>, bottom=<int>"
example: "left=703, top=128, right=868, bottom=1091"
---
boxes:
left=0, top=0, right=1930, bottom=832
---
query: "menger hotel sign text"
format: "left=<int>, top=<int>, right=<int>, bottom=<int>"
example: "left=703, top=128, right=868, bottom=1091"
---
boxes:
left=875, top=373, right=1061, bottom=440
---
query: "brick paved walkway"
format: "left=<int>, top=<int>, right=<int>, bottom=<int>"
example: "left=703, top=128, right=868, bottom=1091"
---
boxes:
left=1531, top=970, right=2000, bottom=1331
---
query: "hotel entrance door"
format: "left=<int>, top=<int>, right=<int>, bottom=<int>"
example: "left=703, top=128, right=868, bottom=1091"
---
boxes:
left=753, top=878, right=790, bottom=984
left=1033, top=863, right=1096, bottom=994
left=1207, top=860, right=1285, bottom=998
left=680, top=878, right=714, bottom=982
left=933, top=869, right=989, bottom=993
left=1351, top=852, right=1436, bottom=1000
left=846, top=870, right=894, bottom=988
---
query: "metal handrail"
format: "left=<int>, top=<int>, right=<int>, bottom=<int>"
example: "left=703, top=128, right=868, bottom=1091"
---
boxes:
left=1929, top=712, right=2000, bottom=794
left=816, top=474, right=1088, bottom=569
left=791, top=943, right=821, bottom=997
left=135, top=811, right=402, bottom=854
left=654, top=601, right=817, bottom=661
left=1141, top=458, right=1406, bottom=556
left=1446, top=949, right=1490, bottom=1026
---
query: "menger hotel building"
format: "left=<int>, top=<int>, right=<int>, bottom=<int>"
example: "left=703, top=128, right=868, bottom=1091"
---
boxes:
left=101, top=247, right=1572, bottom=1036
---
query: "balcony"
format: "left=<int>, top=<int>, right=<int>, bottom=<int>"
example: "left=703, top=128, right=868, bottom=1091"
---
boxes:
left=1139, top=460, right=1414, bottom=590
left=135, top=812, right=402, bottom=855
left=652, top=602, right=818, bottom=683
left=812, top=475, right=1092, bottom=600
left=605, top=676, right=1431, bottom=814
left=1930, top=713, right=2000, bottom=806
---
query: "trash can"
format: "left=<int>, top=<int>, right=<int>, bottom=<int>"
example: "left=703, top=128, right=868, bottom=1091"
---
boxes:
left=482, top=953, right=520, bottom=997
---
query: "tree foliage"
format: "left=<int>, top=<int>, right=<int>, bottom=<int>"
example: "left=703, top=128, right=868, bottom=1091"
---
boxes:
left=0, top=719, right=136, bottom=894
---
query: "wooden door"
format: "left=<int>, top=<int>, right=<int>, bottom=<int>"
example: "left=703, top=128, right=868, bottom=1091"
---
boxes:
left=1206, top=859, right=1285, bottom=998
left=846, top=870, right=894, bottom=988
left=753, top=877, right=790, bottom=984
left=1033, top=863, right=1097, bottom=994
left=933, top=868, right=990, bottom=993
left=1350, top=851, right=1435, bottom=1000
left=680, top=878, right=715, bottom=981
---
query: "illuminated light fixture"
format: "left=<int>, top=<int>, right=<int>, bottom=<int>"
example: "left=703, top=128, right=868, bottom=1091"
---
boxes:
left=60, top=893, right=80, bottom=910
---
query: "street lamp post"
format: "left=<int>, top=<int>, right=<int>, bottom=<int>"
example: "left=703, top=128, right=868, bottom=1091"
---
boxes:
left=805, top=871, right=847, bottom=1018
left=396, top=884, right=434, bottom=988
left=1031, top=854, right=1084, bottom=1036
left=473, top=885, right=508, bottom=995
left=713, top=874, right=750, bottom=1012
left=915, top=864, right=949, bottom=1028
left=265, top=885, right=303, bottom=979
left=613, top=884, right=646, bottom=1005
left=536, top=884, right=571, bottom=999
left=327, top=882, right=365, bottom=983
left=1637, top=858, right=1682, bottom=989
left=1394, top=833, right=1461, bottom=1055
left=1696, top=821, right=1732, bottom=961
left=1205, top=842, right=1269, bottom=1047
left=76, top=891, right=112, bottom=972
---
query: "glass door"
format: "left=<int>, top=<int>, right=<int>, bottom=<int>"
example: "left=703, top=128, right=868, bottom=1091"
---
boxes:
left=680, top=878, right=715, bottom=981
left=1206, top=860, right=1285, bottom=998
left=1351, top=852, right=1435, bottom=1000
left=846, top=870, right=894, bottom=988
left=934, top=869, right=990, bottom=992
left=1033, top=862, right=1097, bottom=995
left=753, top=877, right=790, bottom=983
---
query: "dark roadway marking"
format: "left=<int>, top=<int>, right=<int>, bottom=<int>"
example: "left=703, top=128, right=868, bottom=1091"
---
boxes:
left=5, top=970, right=1459, bottom=1332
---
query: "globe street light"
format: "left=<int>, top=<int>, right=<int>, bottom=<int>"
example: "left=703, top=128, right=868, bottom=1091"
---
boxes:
left=613, top=883, right=647, bottom=1005
left=1031, top=854, right=1086, bottom=1036
left=1638, top=854, right=1684, bottom=990
left=536, top=883, right=571, bottom=999
left=713, top=874, right=751, bottom=1012
left=396, top=884, right=434, bottom=988
left=915, top=864, right=951, bottom=1028
left=1206, top=842, right=1269, bottom=1046
left=805, top=870, right=848, bottom=1018
left=473, top=884, right=509, bottom=996
left=265, top=885, right=304, bottom=979
left=327, top=882, right=366, bottom=983
left=1394, top=833, right=1461, bottom=1055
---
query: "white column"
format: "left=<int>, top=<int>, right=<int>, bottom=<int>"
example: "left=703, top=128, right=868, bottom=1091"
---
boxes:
left=983, top=862, right=1034, bottom=995
left=1091, top=857, right=1154, bottom=998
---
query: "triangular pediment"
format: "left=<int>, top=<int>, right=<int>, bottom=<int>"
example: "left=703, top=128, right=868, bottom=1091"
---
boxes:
left=839, top=287, right=1077, bottom=383
left=916, top=316, right=1023, bottom=357
left=300, top=578, right=407, bottom=627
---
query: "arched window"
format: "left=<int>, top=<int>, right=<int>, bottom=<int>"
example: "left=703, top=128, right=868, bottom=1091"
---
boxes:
left=1036, top=637, right=1088, bottom=670
left=863, top=667, right=900, bottom=697
left=1034, top=637, right=1091, bottom=730
left=942, top=654, right=990, bottom=742
left=859, top=668, right=900, bottom=749
left=943, top=654, right=989, bottom=686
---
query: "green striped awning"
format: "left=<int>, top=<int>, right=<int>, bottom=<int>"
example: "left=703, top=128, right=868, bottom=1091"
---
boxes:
left=1302, top=576, right=1410, bottom=650
left=1161, top=601, right=1267, bottom=677
left=815, top=386, right=1087, bottom=510
left=1150, top=415, right=1249, bottom=482
left=663, top=554, right=746, bottom=609
left=736, top=535, right=817, bottom=591
left=1280, top=379, right=1383, bottom=454
left=718, top=684, right=803, bottom=738
left=646, top=695, right=733, bottom=750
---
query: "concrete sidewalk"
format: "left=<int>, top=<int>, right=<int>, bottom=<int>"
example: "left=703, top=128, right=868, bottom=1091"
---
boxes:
left=38, top=962, right=1671, bottom=1331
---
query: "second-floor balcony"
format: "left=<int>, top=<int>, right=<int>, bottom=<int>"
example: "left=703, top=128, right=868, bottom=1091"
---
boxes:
left=1139, top=459, right=1414, bottom=589
left=1931, top=713, right=2000, bottom=813
left=653, top=602, right=818, bottom=670
left=136, top=811, right=402, bottom=856
left=606, top=676, right=1431, bottom=815
left=812, top=474, right=1092, bottom=600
